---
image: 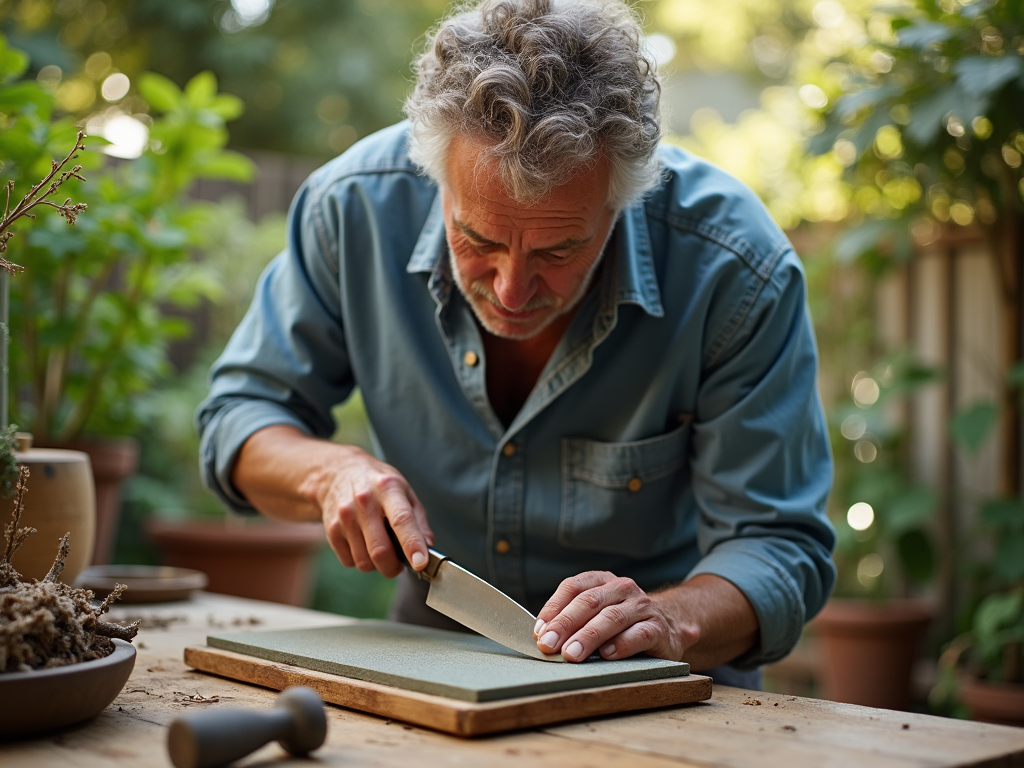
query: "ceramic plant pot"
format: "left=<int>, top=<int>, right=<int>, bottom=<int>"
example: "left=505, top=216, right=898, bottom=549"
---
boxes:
left=6, top=436, right=95, bottom=584
left=960, top=675, right=1024, bottom=727
left=0, top=639, right=137, bottom=740
left=147, top=519, right=324, bottom=606
left=813, top=598, right=933, bottom=711
left=48, top=437, right=139, bottom=566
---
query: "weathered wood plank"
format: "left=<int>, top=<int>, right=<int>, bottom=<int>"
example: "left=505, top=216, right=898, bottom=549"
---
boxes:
left=184, top=645, right=712, bottom=736
left=544, top=685, right=1024, bottom=768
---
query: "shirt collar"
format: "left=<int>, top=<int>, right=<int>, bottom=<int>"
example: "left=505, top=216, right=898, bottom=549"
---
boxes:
left=406, top=190, right=663, bottom=318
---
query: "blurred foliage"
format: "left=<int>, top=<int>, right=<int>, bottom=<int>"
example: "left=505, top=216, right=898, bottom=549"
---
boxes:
left=828, top=352, right=943, bottom=598
left=5, top=61, right=254, bottom=442
left=0, top=0, right=446, bottom=158
left=805, top=0, right=1024, bottom=267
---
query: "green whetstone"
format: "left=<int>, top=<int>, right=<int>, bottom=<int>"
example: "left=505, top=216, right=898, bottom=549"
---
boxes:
left=208, top=621, right=690, bottom=702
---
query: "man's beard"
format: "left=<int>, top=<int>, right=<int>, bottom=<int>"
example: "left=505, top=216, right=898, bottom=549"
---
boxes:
left=447, top=246, right=606, bottom=341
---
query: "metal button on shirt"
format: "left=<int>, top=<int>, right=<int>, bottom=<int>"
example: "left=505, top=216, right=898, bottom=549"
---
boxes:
left=463, top=350, right=479, bottom=367
left=495, top=539, right=511, bottom=554
left=502, top=443, right=516, bottom=457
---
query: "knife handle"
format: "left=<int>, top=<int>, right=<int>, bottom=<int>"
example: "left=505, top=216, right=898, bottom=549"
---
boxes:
left=384, top=519, right=445, bottom=579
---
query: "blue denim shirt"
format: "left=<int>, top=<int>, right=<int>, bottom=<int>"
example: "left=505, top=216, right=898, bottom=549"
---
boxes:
left=197, top=122, right=835, bottom=668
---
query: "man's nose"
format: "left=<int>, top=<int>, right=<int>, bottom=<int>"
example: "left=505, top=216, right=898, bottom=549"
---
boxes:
left=491, top=254, right=536, bottom=310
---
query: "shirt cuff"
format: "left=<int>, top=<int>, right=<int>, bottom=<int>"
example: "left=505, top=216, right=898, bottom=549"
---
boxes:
left=686, top=538, right=805, bottom=669
left=199, top=400, right=314, bottom=515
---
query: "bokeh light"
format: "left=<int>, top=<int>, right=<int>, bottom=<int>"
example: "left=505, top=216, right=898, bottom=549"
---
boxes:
left=854, top=441, right=878, bottom=463
left=853, top=376, right=880, bottom=407
left=857, top=553, right=884, bottom=587
left=847, top=502, right=875, bottom=531
left=101, top=73, right=130, bottom=102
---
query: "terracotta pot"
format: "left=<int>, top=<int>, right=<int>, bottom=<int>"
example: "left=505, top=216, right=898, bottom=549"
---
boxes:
left=44, top=437, right=139, bottom=566
left=5, top=439, right=95, bottom=583
left=960, top=675, right=1024, bottom=727
left=813, top=598, right=933, bottom=711
left=147, top=519, right=324, bottom=606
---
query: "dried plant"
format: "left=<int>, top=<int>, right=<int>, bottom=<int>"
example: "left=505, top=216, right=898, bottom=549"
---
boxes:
left=0, top=131, right=88, bottom=275
left=0, top=466, right=138, bottom=673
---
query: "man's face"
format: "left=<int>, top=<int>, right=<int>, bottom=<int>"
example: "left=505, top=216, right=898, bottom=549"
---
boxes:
left=442, top=134, right=617, bottom=341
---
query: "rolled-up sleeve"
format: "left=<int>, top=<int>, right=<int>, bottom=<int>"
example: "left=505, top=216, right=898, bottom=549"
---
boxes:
left=687, top=251, right=836, bottom=668
left=196, top=180, right=355, bottom=513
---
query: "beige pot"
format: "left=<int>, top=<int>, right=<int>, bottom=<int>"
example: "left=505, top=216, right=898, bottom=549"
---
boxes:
left=5, top=436, right=95, bottom=583
left=43, top=437, right=139, bottom=566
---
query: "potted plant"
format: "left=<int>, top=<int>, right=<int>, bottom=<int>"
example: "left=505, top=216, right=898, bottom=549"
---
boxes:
left=792, top=0, right=1023, bottom=710
left=930, top=382, right=1024, bottom=725
left=115, top=202, right=325, bottom=607
left=0, top=31, right=102, bottom=584
left=6, top=65, right=255, bottom=564
left=812, top=354, right=943, bottom=709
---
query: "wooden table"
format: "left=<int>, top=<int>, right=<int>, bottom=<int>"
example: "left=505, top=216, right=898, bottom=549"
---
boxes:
left=3, top=592, right=1023, bottom=767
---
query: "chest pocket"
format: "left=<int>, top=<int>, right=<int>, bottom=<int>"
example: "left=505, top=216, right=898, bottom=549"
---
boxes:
left=559, top=418, right=693, bottom=559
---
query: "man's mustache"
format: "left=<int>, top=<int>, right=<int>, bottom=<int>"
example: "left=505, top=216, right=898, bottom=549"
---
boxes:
left=469, top=278, right=556, bottom=313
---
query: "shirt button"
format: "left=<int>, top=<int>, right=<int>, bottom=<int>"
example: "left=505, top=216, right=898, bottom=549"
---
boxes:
left=495, top=539, right=511, bottom=554
left=463, top=350, right=479, bottom=367
left=502, top=443, right=516, bottom=457
left=627, top=477, right=643, bottom=492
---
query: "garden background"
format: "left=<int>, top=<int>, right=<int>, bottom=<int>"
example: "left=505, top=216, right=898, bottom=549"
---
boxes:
left=1, top=0, right=1021, bottom=715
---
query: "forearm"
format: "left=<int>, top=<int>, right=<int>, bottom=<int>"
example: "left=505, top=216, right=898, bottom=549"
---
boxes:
left=652, top=573, right=759, bottom=670
left=231, top=424, right=360, bottom=523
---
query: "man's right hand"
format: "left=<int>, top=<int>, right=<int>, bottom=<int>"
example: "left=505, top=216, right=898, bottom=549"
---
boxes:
left=231, top=425, right=434, bottom=579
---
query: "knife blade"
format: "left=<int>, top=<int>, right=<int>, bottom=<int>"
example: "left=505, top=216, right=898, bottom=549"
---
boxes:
left=386, top=525, right=565, bottom=662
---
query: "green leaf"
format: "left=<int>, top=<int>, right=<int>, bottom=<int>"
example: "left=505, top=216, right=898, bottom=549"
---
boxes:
left=836, top=85, right=900, bottom=122
left=834, top=219, right=895, bottom=263
left=138, top=73, right=182, bottom=113
left=955, top=56, right=1023, bottom=97
left=807, top=122, right=847, bottom=157
left=0, top=81, right=52, bottom=116
left=209, top=93, right=245, bottom=121
left=887, top=488, right=936, bottom=535
left=896, top=528, right=936, bottom=583
left=980, top=498, right=1024, bottom=528
left=949, top=400, right=998, bottom=455
left=852, top=110, right=892, bottom=162
left=1008, top=361, right=1024, bottom=389
left=906, top=88, right=963, bottom=146
left=0, top=40, right=29, bottom=81
left=194, top=150, right=256, bottom=182
left=994, top=535, right=1024, bottom=582
left=184, top=71, right=217, bottom=109
left=974, top=591, right=1024, bottom=638
left=897, top=22, right=953, bottom=50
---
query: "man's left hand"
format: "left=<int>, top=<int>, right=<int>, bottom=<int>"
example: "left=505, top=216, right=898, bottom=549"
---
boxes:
left=533, top=571, right=695, bottom=662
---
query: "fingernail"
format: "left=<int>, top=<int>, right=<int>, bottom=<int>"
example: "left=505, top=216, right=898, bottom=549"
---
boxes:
left=565, top=641, right=584, bottom=659
left=601, top=642, right=616, bottom=658
left=411, top=551, right=427, bottom=569
left=540, top=631, right=559, bottom=648
left=534, top=619, right=545, bottom=636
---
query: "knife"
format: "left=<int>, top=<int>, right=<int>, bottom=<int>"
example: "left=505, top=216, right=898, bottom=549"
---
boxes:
left=386, top=525, right=565, bottom=662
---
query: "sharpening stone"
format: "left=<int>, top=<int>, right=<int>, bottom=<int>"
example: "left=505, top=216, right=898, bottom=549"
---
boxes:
left=207, top=621, right=690, bottom=702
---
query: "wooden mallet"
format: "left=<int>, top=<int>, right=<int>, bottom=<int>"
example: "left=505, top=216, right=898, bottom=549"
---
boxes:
left=167, top=686, right=327, bottom=768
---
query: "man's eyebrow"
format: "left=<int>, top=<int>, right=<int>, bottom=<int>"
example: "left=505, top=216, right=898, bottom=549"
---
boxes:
left=454, top=219, right=592, bottom=251
left=454, top=220, right=498, bottom=245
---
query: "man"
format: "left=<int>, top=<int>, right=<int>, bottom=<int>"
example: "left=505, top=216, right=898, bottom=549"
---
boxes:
left=198, top=0, right=835, bottom=687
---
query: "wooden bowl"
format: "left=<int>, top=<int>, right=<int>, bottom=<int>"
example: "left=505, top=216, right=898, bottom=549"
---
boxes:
left=0, top=639, right=137, bottom=739
left=75, top=564, right=208, bottom=603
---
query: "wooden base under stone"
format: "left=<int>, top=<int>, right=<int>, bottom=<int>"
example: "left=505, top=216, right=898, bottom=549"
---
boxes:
left=184, top=645, right=712, bottom=736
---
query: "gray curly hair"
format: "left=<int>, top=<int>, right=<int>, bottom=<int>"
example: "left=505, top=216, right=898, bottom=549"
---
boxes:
left=404, top=0, right=662, bottom=210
